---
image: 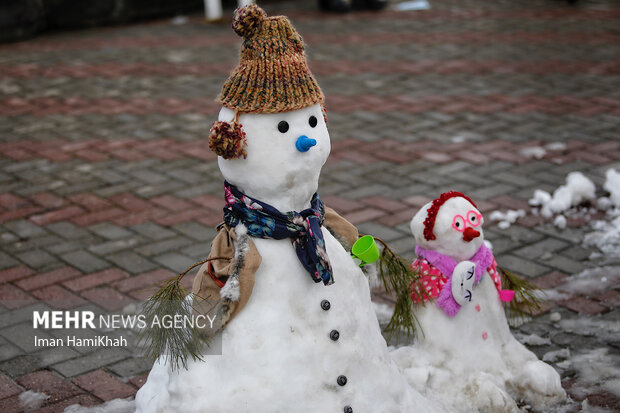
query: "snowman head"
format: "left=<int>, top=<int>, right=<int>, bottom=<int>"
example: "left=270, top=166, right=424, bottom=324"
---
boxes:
left=208, top=5, right=329, bottom=210
left=410, top=191, right=484, bottom=261
left=216, top=104, right=330, bottom=210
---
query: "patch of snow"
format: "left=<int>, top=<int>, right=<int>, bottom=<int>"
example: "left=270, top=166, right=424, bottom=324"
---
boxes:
left=559, top=316, right=620, bottom=339
left=553, top=215, right=567, bottom=229
left=64, top=398, right=135, bottom=413
left=171, top=16, right=188, bottom=25
left=545, top=142, right=567, bottom=151
left=515, top=333, right=552, bottom=346
left=520, top=146, right=547, bottom=159
left=544, top=267, right=620, bottom=301
left=483, top=239, right=493, bottom=250
left=584, top=215, right=620, bottom=260
left=529, top=189, right=552, bottom=207
left=19, top=390, right=49, bottom=412
left=542, top=348, right=570, bottom=363
left=549, top=312, right=562, bottom=322
left=489, top=209, right=525, bottom=229
left=395, top=0, right=431, bottom=11
left=529, top=172, right=596, bottom=218
left=569, top=348, right=620, bottom=398
left=603, top=168, right=620, bottom=207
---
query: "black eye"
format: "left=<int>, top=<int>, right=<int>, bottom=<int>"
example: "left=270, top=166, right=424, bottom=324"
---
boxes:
left=309, top=116, right=317, bottom=128
left=278, top=121, right=289, bottom=133
left=455, top=222, right=460, bottom=227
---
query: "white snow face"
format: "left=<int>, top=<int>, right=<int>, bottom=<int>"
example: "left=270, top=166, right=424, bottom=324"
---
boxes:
left=411, top=197, right=484, bottom=261
left=217, top=104, right=330, bottom=212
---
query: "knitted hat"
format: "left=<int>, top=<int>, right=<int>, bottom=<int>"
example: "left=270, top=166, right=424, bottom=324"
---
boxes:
left=217, top=4, right=324, bottom=114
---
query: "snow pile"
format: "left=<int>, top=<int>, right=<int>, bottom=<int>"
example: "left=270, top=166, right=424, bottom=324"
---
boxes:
left=19, top=390, right=49, bottom=412
left=489, top=209, right=525, bottom=229
left=529, top=172, right=596, bottom=218
left=583, top=168, right=620, bottom=262
left=520, top=146, right=547, bottom=159
left=603, top=168, right=620, bottom=206
left=567, top=348, right=620, bottom=399
left=515, top=333, right=551, bottom=346
left=64, top=398, right=135, bottom=413
left=544, top=266, right=620, bottom=302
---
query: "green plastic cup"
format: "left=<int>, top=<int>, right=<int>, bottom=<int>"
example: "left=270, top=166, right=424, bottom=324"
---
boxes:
left=351, top=235, right=380, bottom=266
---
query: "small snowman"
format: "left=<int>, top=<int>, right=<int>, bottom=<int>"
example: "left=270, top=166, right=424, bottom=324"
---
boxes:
left=391, top=191, right=566, bottom=413
left=135, top=5, right=440, bottom=413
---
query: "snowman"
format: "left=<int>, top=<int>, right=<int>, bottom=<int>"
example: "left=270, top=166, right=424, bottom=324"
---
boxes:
left=390, top=191, right=566, bottom=412
left=135, top=5, right=441, bottom=412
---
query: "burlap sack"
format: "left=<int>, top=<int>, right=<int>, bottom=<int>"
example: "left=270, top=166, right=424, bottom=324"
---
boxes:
left=191, top=207, right=359, bottom=336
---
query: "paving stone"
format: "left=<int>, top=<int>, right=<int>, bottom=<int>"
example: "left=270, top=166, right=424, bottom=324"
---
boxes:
left=32, top=346, right=81, bottom=368
left=105, top=251, right=157, bottom=274
left=0, top=355, right=41, bottom=378
left=72, top=369, right=135, bottom=401
left=63, top=268, right=130, bottom=292
left=15, top=249, right=59, bottom=270
left=60, top=250, right=109, bottom=273
left=153, top=252, right=196, bottom=273
left=0, top=373, right=21, bottom=399
left=558, top=296, right=609, bottom=316
left=52, top=348, right=131, bottom=378
left=107, top=357, right=151, bottom=378
left=16, top=369, right=83, bottom=403
left=172, top=222, right=216, bottom=242
left=129, top=222, right=175, bottom=239
left=495, top=254, right=551, bottom=278
left=45, top=222, right=92, bottom=240
left=1, top=322, right=57, bottom=353
left=88, top=223, right=134, bottom=240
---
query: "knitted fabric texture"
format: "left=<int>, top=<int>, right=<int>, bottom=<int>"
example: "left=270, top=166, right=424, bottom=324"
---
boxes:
left=218, top=4, right=324, bottom=113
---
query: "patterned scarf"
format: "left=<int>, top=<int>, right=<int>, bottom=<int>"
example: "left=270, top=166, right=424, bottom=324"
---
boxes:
left=223, top=182, right=333, bottom=285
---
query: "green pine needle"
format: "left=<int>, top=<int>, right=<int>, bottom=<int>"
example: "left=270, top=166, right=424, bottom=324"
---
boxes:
left=137, top=257, right=228, bottom=371
left=374, top=237, right=422, bottom=341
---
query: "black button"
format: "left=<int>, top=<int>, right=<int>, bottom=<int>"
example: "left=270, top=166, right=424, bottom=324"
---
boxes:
left=344, top=406, right=353, bottom=413
left=330, top=330, right=340, bottom=341
left=337, top=375, right=347, bottom=386
left=321, top=300, right=330, bottom=311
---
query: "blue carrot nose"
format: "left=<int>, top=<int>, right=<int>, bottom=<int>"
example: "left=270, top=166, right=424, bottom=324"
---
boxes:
left=296, top=135, right=317, bottom=152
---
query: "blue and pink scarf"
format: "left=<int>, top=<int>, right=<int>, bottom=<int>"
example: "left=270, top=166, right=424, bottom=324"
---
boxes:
left=223, top=182, right=333, bottom=285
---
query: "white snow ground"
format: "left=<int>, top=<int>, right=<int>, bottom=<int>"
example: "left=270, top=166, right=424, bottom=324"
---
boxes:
left=20, top=390, right=49, bottom=412
left=534, top=168, right=620, bottom=412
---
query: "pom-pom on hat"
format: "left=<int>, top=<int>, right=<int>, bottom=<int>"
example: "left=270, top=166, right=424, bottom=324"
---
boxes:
left=217, top=4, right=324, bottom=114
left=423, top=191, right=477, bottom=241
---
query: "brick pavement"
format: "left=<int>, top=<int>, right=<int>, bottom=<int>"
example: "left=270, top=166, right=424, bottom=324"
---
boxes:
left=1, top=0, right=620, bottom=411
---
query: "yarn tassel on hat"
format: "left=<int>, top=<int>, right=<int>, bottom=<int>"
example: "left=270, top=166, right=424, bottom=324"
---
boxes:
left=209, top=110, right=248, bottom=160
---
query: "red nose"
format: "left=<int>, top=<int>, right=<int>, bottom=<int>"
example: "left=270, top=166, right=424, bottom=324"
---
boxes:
left=463, top=227, right=480, bottom=242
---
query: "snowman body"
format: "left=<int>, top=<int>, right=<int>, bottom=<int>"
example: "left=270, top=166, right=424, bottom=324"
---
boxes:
left=135, top=104, right=440, bottom=412
left=391, top=194, right=565, bottom=413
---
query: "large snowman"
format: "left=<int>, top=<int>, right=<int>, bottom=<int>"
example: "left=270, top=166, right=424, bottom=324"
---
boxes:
left=136, top=5, right=440, bottom=412
left=391, top=191, right=566, bottom=412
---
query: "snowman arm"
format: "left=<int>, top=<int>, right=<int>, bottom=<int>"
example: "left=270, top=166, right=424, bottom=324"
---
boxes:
left=437, top=278, right=461, bottom=317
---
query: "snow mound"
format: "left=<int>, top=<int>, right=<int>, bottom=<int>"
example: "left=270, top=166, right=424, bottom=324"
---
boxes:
left=529, top=172, right=596, bottom=218
left=64, top=398, right=135, bottom=413
left=520, top=146, right=546, bottom=159
left=489, top=209, right=525, bottom=229
left=603, top=168, right=620, bottom=207
left=19, top=390, right=49, bottom=412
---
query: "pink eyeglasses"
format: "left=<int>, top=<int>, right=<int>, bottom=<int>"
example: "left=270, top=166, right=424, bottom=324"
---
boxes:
left=452, top=210, right=482, bottom=232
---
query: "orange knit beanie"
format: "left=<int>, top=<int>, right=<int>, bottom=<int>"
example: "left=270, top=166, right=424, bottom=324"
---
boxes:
left=217, top=4, right=324, bottom=113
